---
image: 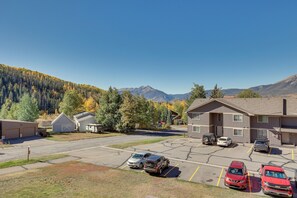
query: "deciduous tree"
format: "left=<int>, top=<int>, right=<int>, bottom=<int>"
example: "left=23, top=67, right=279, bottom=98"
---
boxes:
left=59, top=90, right=84, bottom=117
left=17, top=94, right=39, bottom=122
left=237, top=89, right=261, bottom=98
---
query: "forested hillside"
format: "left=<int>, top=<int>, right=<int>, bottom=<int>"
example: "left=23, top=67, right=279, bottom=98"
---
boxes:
left=0, top=64, right=104, bottom=113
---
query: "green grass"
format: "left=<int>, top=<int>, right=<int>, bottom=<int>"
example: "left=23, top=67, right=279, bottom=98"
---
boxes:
left=109, top=137, right=175, bottom=149
left=0, top=154, right=68, bottom=169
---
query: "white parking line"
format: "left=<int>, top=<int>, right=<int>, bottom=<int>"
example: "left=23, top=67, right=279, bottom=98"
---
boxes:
left=100, top=146, right=259, bottom=174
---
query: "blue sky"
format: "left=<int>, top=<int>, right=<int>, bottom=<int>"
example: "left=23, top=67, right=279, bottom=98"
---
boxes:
left=0, top=0, right=297, bottom=94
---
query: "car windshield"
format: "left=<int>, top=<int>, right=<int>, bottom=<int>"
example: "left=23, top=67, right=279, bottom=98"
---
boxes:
left=265, top=170, right=286, bottom=179
left=132, top=154, right=143, bottom=159
left=228, top=168, right=243, bottom=176
left=255, top=141, right=266, bottom=145
left=219, top=138, right=227, bottom=141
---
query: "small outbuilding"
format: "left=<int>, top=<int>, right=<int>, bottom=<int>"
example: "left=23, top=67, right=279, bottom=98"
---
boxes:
left=51, top=113, right=76, bottom=133
left=73, top=112, right=96, bottom=132
left=0, top=119, right=38, bottom=140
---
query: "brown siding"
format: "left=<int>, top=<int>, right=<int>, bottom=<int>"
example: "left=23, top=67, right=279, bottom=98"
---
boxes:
left=250, top=116, right=281, bottom=129
left=251, top=129, right=281, bottom=146
left=223, top=128, right=250, bottom=143
left=188, top=113, right=210, bottom=126
left=281, top=117, right=297, bottom=128
left=1, top=120, right=38, bottom=139
left=223, top=114, right=250, bottom=128
left=188, top=125, right=211, bottom=139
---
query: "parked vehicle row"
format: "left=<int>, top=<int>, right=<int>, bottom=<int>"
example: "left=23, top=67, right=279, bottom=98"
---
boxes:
left=224, top=161, right=294, bottom=198
left=202, top=133, right=232, bottom=147
left=202, top=133, right=271, bottom=154
left=127, top=152, right=170, bottom=175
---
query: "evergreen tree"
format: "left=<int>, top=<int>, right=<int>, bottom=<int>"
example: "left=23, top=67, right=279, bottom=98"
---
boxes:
left=0, top=64, right=103, bottom=114
left=166, top=109, right=172, bottom=125
left=187, top=83, right=206, bottom=105
left=237, top=89, right=261, bottom=98
left=95, top=87, right=122, bottom=131
left=0, top=99, right=13, bottom=119
left=210, top=84, right=224, bottom=98
left=17, top=94, right=39, bottom=122
left=59, top=90, right=84, bottom=117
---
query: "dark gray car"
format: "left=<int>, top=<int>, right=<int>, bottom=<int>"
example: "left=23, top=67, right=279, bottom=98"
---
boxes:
left=202, top=133, right=216, bottom=145
left=253, top=139, right=270, bottom=153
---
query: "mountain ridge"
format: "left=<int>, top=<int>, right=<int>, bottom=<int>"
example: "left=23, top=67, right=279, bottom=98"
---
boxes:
left=120, top=75, right=297, bottom=102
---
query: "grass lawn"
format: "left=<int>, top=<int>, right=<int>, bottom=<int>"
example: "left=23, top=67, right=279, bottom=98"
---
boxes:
left=0, top=162, right=260, bottom=198
left=0, top=154, right=68, bottom=169
left=46, top=132, right=123, bottom=141
left=109, top=136, right=180, bottom=149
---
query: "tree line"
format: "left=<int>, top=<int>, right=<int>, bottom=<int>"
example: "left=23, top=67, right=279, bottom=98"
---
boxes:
left=0, top=64, right=103, bottom=114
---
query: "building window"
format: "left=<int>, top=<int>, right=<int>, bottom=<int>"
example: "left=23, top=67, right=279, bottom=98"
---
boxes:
left=257, top=116, right=269, bottom=123
left=192, top=113, right=202, bottom=120
left=192, top=126, right=200, bottom=133
left=257, top=129, right=267, bottom=139
left=233, top=114, right=243, bottom=122
left=233, top=129, right=243, bottom=136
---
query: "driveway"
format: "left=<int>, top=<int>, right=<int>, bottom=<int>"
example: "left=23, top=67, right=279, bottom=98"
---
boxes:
left=0, top=131, right=175, bottom=162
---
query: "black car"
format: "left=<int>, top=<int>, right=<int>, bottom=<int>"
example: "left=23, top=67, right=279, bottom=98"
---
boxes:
left=253, top=139, right=270, bottom=153
left=144, top=155, right=170, bottom=175
left=202, top=133, right=216, bottom=145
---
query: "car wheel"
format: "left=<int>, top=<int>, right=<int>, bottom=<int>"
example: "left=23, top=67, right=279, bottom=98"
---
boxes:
left=139, top=163, right=143, bottom=169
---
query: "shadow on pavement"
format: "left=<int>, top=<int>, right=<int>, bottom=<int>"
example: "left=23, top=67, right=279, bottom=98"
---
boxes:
left=3, top=136, right=43, bottom=145
left=129, top=130, right=185, bottom=137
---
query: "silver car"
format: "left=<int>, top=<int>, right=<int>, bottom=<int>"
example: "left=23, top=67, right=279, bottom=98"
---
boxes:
left=127, top=152, right=151, bottom=169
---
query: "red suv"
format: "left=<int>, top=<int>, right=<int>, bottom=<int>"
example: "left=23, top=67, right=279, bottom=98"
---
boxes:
left=259, top=164, right=293, bottom=198
left=224, top=161, right=248, bottom=190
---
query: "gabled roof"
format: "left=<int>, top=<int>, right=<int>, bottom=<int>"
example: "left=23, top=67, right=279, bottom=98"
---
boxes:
left=187, top=98, right=254, bottom=116
left=51, top=113, right=75, bottom=125
left=76, top=114, right=95, bottom=122
left=73, top=112, right=95, bottom=120
left=187, top=98, right=297, bottom=116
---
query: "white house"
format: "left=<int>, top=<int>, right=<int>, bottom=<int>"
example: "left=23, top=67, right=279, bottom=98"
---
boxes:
left=73, top=112, right=96, bottom=132
left=51, top=113, right=76, bottom=133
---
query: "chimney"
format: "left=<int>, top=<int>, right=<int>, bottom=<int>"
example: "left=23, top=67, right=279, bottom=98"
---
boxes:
left=283, top=99, right=287, bottom=116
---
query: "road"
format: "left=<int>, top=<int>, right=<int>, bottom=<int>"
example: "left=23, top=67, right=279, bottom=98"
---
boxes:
left=0, top=131, right=176, bottom=162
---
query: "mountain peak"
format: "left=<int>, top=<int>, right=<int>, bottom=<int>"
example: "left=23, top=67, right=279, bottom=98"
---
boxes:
left=282, top=74, right=297, bottom=83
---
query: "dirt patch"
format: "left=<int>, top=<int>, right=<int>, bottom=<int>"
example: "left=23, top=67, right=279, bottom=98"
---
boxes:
left=0, top=162, right=260, bottom=198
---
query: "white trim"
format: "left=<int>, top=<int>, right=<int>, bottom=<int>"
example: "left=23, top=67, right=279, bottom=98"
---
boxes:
left=233, top=114, right=243, bottom=122
left=188, top=124, right=213, bottom=127
left=251, top=127, right=273, bottom=131
left=257, top=115, right=269, bottom=123
left=223, top=112, right=244, bottom=115
left=233, top=128, right=244, bottom=136
left=224, top=126, right=247, bottom=130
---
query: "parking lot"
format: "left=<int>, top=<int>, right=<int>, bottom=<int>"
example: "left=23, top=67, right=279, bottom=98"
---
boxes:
left=67, top=138, right=297, bottom=197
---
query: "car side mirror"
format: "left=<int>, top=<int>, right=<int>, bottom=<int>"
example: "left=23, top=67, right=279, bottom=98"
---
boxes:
left=288, top=177, right=292, bottom=181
